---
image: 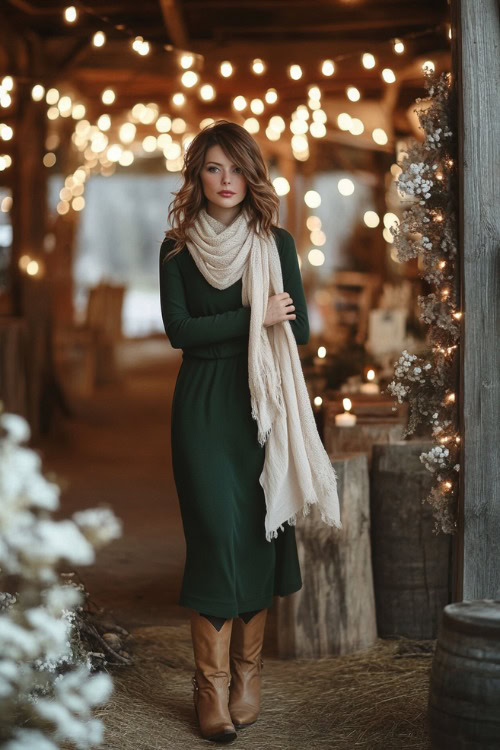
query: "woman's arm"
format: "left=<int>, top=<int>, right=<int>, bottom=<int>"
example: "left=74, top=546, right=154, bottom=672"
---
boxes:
left=159, top=242, right=251, bottom=349
left=277, top=229, right=310, bottom=345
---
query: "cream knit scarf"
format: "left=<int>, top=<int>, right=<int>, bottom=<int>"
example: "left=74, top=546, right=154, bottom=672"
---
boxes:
left=185, top=206, right=342, bottom=541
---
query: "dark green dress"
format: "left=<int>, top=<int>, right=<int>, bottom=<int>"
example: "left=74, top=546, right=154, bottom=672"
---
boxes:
left=159, top=225, right=309, bottom=618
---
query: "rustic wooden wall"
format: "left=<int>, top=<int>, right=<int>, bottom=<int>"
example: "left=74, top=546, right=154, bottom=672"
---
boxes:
left=454, top=0, right=500, bottom=599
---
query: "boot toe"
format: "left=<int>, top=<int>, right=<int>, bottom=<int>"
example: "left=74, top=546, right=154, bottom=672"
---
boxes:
left=206, top=727, right=237, bottom=743
left=230, top=704, right=259, bottom=728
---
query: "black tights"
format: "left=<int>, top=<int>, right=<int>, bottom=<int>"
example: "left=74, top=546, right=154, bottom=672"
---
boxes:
left=200, top=609, right=263, bottom=632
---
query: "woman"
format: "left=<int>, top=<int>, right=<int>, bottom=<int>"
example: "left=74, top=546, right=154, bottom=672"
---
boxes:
left=159, top=120, right=341, bottom=743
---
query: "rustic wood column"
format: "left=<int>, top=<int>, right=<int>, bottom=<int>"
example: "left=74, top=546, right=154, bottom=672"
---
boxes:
left=10, top=88, right=48, bottom=314
left=453, top=0, right=500, bottom=599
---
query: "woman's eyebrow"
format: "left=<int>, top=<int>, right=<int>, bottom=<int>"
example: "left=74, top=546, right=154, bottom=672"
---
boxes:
left=205, top=161, right=235, bottom=166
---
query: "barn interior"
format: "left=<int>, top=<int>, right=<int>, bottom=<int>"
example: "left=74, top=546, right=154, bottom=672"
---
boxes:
left=0, top=1, right=452, bottom=748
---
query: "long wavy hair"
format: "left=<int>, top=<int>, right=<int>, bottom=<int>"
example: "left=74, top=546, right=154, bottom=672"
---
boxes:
left=162, top=120, right=281, bottom=262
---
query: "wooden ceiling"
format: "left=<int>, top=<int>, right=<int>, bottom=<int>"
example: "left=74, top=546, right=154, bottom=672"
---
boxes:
left=1, top=0, right=451, bottom=131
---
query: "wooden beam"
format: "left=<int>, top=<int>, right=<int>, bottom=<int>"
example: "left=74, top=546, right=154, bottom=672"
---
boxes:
left=158, top=0, right=189, bottom=49
left=455, top=0, right=500, bottom=599
left=215, top=15, right=445, bottom=36
left=6, top=0, right=122, bottom=12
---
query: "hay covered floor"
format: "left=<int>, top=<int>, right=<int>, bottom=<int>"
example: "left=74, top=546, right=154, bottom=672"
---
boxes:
left=96, top=623, right=433, bottom=750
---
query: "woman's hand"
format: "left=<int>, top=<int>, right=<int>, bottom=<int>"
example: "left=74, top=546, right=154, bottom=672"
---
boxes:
left=264, top=292, right=296, bottom=327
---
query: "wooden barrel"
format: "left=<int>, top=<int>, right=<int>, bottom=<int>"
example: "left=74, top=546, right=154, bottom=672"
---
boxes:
left=371, top=442, right=451, bottom=638
left=428, top=600, right=500, bottom=749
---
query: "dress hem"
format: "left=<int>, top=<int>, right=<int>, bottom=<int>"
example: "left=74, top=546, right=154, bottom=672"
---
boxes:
left=178, top=580, right=302, bottom=618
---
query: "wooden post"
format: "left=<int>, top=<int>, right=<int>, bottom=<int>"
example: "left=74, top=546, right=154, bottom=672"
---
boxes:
left=453, top=0, right=500, bottom=599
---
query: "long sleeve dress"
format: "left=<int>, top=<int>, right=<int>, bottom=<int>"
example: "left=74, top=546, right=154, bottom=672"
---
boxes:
left=159, top=224, right=310, bottom=618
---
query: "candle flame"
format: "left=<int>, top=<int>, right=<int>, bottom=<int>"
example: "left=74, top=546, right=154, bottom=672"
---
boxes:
left=367, top=369, right=375, bottom=381
left=342, top=398, right=352, bottom=412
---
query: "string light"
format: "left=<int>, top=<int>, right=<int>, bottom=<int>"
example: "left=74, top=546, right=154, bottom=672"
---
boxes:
left=321, top=60, right=335, bottom=76
left=181, top=71, right=198, bottom=88
left=199, top=84, right=215, bottom=101
left=308, top=249, right=325, bottom=266
left=372, top=128, right=388, bottom=145
left=382, top=68, right=396, bottom=83
left=446, top=393, right=456, bottom=404
left=250, top=98, right=264, bottom=115
left=92, top=31, right=106, bottom=47
left=172, top=93, right=185, bottom=106
left=31, top=85, right=45, bottom=102
left=251, top=58, right=266, bottom=75
left=64, top=6, right=77, bottom=23
left=180, top=54, right=194, bottom=69
left=362, top=53, right=376, bottom=69
left=49, top=3, right=444, bottom=98
left=232, top=96, right=247, bottom=112
left=304, top=190, right=321, bottom=208
left=101, top=89, right=115, bottom=105
left=220, top=61, right=233, bottom=77
left=289, top=64, right=303, bottom=80
left=265, top=89, right=278, bottom=104
left=19, top=8, right=448, bottom=211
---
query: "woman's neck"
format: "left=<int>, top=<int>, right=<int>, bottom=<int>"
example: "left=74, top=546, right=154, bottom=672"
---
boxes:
left=205, top=201, right=242, bottom=226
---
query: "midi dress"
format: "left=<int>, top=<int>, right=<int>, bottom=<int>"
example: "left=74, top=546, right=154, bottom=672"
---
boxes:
left=159, top=224, right=310, bottom=618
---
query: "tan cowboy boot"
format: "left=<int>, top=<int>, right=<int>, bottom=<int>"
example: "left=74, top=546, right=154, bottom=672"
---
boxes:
left=190, top=611, right=237, bottom=743
left=228, top=609, right=267, bottom=728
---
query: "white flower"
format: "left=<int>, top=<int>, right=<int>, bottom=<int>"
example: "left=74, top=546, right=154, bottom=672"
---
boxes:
left=3, top=729, right=59, bottom=750
left=36, top=520, right=95, bottom=566
left=0, top=414, right=31, bottom=444
left=42, top=585, right=82, bottom=616
left=0, top=617, right=40, bottom=660
left=72, top=507, right=122, bottom=548
left=25, top=607, right=71, bottom=661
left=80, top=671, right=113, bottom=705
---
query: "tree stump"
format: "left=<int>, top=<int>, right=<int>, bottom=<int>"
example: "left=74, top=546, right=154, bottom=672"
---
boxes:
left=371, top=442, right=451, bottom=639
left=276, top=452, right=377, bottom=658
left=324, top=420, right=404, bottom=466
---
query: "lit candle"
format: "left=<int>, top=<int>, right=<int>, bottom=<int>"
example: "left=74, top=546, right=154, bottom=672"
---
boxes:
left=335, top=397, right=357, bottom=427
left=360, top=368, right=380, bottom=394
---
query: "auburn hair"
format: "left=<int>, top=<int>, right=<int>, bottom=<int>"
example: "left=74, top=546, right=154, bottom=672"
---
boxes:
left=162, top=119, right=281, bottom=262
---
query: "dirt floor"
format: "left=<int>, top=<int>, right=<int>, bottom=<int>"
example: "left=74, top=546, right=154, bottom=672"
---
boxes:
left=37, top=337, right=433, bottom=750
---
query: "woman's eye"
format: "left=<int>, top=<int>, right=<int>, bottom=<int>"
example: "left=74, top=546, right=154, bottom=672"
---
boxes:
left=207, top=166, right=242, bottom=173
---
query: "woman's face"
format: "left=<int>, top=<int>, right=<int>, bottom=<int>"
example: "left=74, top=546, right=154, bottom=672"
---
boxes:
left=200, top=144, right=247, bottom=210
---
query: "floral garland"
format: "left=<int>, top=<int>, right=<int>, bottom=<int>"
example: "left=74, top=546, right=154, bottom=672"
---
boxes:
left=387, top=69, right=460, bottom=535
